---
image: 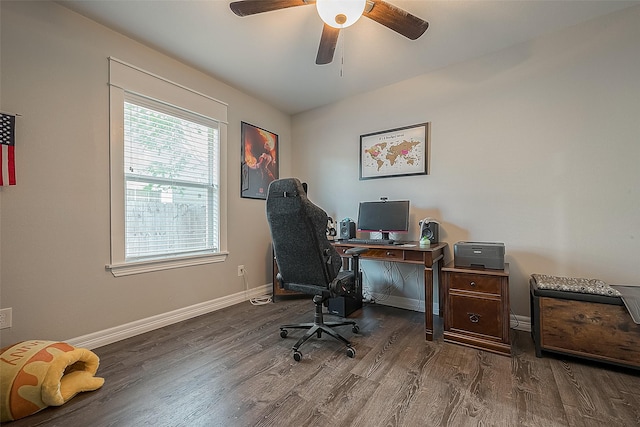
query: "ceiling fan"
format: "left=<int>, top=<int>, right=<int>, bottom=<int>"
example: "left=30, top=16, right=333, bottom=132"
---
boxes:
left=230, top=0, right=429, bottom=65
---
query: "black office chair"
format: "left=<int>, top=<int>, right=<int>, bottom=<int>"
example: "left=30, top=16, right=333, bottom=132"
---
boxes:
left=266, top=178, right=367, bottom=362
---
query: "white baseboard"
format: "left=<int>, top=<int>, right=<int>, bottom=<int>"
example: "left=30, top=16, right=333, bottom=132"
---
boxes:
left=68, top=285, right=531, bottom=350
left=511, top=314, right=532, bottom=332
left=367, top=292, right=433, bottom=314
left=67, top=284, right=272, bottom=349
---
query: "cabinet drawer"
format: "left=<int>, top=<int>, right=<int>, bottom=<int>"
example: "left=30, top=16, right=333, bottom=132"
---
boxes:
left=450, top=272, right=501, bottom=294
left=449, top=294, right=502, bottom=339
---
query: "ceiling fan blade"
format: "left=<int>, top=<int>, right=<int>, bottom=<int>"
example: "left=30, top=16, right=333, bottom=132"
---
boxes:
left=230, top=0, right=312, bottom=17
left=316, top=24, right=340, bottom=65
left=363, top=0, right=428, bottom=40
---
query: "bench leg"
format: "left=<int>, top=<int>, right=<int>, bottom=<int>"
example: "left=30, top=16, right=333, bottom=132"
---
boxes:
left=530, top=289, right=542, bottom=358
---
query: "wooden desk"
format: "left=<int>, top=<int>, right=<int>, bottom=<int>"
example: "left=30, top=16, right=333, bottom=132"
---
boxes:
left=332, top=241, right=448, bottom=341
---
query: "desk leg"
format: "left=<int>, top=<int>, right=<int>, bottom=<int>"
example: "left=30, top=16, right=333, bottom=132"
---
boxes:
left=437, top=259, right=444, bottom=317
left=424, top=267, right=434, bottom=341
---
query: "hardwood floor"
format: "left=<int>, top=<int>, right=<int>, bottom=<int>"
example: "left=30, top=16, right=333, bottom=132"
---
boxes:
left=12, top=299, right=640, bottom=426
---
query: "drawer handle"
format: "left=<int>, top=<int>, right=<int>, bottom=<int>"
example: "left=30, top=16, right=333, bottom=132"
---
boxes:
left=386, top=251, right=395, bottom=257
left=468, top=313, right=481, bottom=323
left=469, top=281, right=477, bottom=287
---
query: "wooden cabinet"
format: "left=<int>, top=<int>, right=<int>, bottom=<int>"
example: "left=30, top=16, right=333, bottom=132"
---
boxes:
left=443, top=262, right=511, bottom=356
left=531, top=280, right=640, bottom=369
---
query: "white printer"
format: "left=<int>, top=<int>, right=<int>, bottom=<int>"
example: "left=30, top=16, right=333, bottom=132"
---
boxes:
left=454, top=242, right=505, bottom=270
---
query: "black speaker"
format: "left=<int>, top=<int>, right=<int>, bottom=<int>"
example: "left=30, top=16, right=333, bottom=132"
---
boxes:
left=419, top=219, right=439, bottom=243
left=340, top=219, right=356, bottom=240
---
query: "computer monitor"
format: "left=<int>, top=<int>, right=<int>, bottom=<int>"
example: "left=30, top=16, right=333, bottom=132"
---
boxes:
left=357, top=200, right=410, bottom=240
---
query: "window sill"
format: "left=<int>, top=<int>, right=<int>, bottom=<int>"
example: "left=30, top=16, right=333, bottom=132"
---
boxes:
left=106, top=252, right=229, bottom=277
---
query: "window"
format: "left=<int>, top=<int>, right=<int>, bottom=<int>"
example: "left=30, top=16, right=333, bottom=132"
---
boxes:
left=108, top=58, right=228, bottom=276
left=124, top=96, right=219, bottom=260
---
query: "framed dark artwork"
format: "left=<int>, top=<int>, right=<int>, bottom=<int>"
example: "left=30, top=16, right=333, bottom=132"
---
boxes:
left=359, top=122, right=429, bottom=180
left=240, top=122, right=279, bottom=199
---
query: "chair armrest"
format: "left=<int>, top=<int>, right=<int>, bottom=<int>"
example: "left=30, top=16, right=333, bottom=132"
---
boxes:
left=345, top=247, right=369, bottom=256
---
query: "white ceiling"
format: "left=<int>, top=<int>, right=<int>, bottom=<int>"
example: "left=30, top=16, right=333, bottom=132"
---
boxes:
left=58, top=0, right=638, bottom=115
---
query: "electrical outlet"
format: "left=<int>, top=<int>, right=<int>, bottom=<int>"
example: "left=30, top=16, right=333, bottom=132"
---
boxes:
left=237, top=265, right=245, bottom=277
left=0, top=308, right=12, bottom=329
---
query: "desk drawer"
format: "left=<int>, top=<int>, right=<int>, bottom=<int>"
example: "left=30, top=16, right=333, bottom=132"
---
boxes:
left=363, top=248, right=404, bottom=261
left=334, top=245, right=404, bottom=261
left=449, top=272, right=501, bottom=295
left=449, top=294, right=503, bottom=339
left=333, top=245, right=350, bottom=256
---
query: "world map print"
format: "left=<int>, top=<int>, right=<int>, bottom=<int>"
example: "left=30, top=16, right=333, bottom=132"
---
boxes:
left=360, top=124, right=427, bottom=179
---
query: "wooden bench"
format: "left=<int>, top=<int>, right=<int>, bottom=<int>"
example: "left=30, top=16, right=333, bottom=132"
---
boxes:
left=530, top=274, right=640, bottom=370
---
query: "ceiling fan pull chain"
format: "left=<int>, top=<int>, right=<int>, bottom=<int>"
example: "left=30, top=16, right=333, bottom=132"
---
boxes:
left=340, top=31, right=345, bottom=77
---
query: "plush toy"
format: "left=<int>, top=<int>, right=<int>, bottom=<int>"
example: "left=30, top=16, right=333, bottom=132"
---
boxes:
left=0, top=340, right=105, bottom=422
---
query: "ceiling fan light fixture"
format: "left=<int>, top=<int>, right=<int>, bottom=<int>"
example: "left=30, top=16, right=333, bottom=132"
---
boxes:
left=316, top=0, right=366, bottom=28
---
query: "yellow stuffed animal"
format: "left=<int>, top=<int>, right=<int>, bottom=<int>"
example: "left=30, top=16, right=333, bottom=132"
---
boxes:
left=1, top=340, right=105, bottom=422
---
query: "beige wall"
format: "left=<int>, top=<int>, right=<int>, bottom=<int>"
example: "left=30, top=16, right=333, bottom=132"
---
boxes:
left=2, top=2, right=639, bottom=346
left=291, top=6, right=640, bottom=317
left=0, top=1, right=291, bottom=347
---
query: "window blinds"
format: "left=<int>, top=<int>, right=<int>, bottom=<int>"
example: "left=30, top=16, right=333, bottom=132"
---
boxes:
left=123, top=96, right=220, bottom=260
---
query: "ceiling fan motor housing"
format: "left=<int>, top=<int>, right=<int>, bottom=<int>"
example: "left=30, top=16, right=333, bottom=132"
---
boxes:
left=316, top=0, right=366, bottom=28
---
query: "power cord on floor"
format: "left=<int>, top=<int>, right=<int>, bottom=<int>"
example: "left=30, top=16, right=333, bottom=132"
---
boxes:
left=241, top=267, right=272, bottom=305
left=510, top=308, right=520, bottom=329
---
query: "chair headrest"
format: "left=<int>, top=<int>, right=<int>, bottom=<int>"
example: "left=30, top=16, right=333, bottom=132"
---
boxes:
left=267, top=178, right=307, bottom=199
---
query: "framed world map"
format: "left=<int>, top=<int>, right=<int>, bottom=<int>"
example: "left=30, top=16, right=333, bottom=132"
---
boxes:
left=359, top=123, right=429, bottom=180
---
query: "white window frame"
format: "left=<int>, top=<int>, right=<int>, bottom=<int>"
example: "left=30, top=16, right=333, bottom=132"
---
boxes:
left=106, top=57, right=228, bottom=277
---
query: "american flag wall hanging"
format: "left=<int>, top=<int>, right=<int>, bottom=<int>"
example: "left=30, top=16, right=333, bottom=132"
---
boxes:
left=1, top=112, right=17, bottom=186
